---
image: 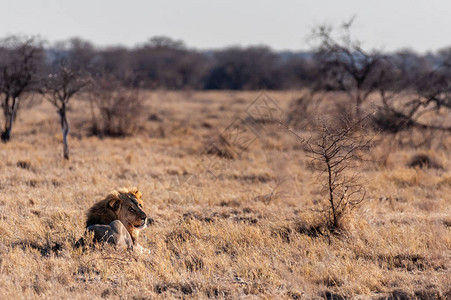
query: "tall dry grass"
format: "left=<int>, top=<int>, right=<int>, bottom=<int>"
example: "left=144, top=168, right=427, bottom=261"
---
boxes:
left=0, top=91, right=449, bottom=299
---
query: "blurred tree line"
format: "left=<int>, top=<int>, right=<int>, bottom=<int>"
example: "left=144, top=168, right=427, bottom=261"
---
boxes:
left=10, top=35, right=441, bottom=91
left=0, top=31, right=450, bottom=158
left=1, top=34, right=448, bottom=92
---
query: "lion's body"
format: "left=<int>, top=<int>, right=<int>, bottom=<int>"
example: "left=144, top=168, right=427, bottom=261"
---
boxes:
left=87, top=220, right=133, bottom=249
left=81, top=187, right=148, bottom=249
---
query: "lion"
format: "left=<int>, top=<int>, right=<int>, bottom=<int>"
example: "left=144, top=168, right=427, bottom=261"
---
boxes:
left=75, top=187, right=149, bottom=251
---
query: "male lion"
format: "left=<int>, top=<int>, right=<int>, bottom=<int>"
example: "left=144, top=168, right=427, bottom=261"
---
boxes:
left=76, top=187, right=149, bottom=251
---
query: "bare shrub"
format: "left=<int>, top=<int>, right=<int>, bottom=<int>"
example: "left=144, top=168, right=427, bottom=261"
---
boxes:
left=408, top=153, right=442, bottom=169
left=16, top=160, right=31, bottom=170
left=205, top=138, right=237, bottom=160
left=374, top=59, right=451, bottom=134
left=89, top=77, right=145, bottom=137
left=286, top=115, right=373, bottom=231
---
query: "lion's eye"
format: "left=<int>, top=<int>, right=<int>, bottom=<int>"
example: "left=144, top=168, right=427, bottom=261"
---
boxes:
left=128, top=207, right=135, bottom=212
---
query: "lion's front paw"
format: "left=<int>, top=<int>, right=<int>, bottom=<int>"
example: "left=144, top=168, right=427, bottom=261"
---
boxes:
left=134, top=244, right=151, bottom=254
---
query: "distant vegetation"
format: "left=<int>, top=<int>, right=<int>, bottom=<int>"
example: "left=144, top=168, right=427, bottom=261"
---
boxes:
left=3, top=33, right=450, bottom=92
left=44, top=36, right=450, bottom=91
left=1, top=21, right=450, bottom=153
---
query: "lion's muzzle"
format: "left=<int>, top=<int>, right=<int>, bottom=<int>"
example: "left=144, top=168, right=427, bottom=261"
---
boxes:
left=135, top=213, right=148, bottom=229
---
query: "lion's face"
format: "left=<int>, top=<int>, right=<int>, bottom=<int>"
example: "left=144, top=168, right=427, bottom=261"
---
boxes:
left=108, top=190, right=148, bottom=235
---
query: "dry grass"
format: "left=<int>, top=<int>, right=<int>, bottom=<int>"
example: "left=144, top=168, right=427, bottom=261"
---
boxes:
left=0, top=90, right=450, bottom=299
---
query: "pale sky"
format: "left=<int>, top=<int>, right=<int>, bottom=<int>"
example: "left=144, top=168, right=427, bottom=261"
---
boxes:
left=0, top=0, right=450, bottom=53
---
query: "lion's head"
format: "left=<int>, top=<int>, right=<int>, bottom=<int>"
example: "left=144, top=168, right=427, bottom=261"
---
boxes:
left=86, top=187, right=148, bottom=244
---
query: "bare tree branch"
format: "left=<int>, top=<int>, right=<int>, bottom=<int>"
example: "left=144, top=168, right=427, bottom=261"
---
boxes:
left=0, top=36, right=43, bottom=142
left=40, top=63, right=90, bottom=159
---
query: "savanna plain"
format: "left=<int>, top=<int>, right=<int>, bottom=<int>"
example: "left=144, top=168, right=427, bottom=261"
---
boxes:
left=0, top=90, right=450, bottom=299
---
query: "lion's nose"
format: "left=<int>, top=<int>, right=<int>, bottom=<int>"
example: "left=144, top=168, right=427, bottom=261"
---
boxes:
left=140, top=215, right=147, bottom=221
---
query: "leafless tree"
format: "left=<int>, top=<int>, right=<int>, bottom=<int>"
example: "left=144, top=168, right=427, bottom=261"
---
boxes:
left=373, top=61, right=451, bottom=133
left=312, top=18, right=384, bottom=117
left=0, top=36, right=43, bottom=142
left=40, top=64, right=90, bottom=159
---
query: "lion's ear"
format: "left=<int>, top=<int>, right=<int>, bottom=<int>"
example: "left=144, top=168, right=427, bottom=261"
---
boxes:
left=108, top=198, right=122, bottom=211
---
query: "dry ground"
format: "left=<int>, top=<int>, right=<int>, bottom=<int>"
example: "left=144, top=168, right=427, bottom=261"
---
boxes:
left=0, top=91, right=450, bottom=299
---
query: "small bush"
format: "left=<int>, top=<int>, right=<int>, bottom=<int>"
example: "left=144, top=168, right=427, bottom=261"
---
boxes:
left=408, top=153, right=442, bottom=169
left=89, top=78, right=145, bottom=137
left=205, top=137, right=237, bottom=160
left=295, top=117, right=373, bottom=232
left=16, top=160, right=31, bottom=170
